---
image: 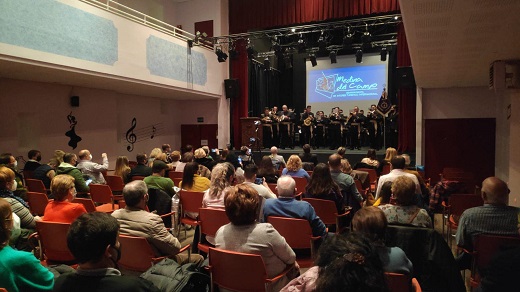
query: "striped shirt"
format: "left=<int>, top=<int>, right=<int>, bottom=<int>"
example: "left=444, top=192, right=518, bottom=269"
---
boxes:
left=4, top=197, right=36, bottom=229
left=455, top=204, right=519, bottom=250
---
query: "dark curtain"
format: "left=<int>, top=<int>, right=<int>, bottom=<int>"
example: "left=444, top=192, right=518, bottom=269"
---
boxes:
left=248, top=63, right=281, bottom=117
left=396, top=23, right=416, bottom=153
left=229, top=0, right=400, bottom=34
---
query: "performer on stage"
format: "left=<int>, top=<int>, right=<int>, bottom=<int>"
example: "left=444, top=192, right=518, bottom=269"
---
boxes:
left=367, top=104, right=384, bottom=150
left=349, top=106, right=363, bottom=150
left=386, top=105, right=399, bottom=148
left=328, top=107, right=342, bottom=150
left=277, top=105, right=295, bottom=149
left=271, top=106, right=279, bottom=147
left=300, top=105, right=314, bottom=147
left=260, top=107, right=275, bottom=148
left=314, top=111, right=328, bottom=149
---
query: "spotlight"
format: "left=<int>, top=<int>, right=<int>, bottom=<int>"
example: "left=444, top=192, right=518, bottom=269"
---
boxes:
left=284, top=55, right=292, bottom=69
left=187, top=40, right=193, bottom=48
left=342, top=28, right=353, bottom=49
left=246, top=45, right=256, bottom=59
left=394, top=15, right=399, bottom=20
left=264, top=57, right=270, bottom=69
left=329, top=51, right=337, bottom=64
left=361, top=24, right=372, bottom=45
left=380, top=47, right=387, bottom=61
left=355, top=49, right=363, bottom=63
left=291, top=28, right=296, bottom=33
left=298, top=34, right=306, bottom=53
left=309, top=54, right=317, bottom=67
left=215, top=47, right=228, bottom=63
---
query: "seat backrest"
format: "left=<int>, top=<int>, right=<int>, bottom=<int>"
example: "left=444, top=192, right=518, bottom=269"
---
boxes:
left=118, top=234, right=158, bottom=272
left=36, top=221, right=75, bottom=263
left=23, top=170, right=35, bottom=180
left=129, top=161, right=138, bottom=169
left=448, top=194, right=483, bottom=217
left=27, top=191, right=49, bottom=216
left=209, top=247, right=268, bottom=291
left=267, top=216, right=313, bottom=249
left=72, top=198, right=97, bottom=212
left=89, top=184, right=114, bottom=204
left=292, top=176, right=308, bottom=194
left=172, top=177, right=182, bottom=188
left=302, top=198, right=337, bottom=225
left=132, top=175, right=145, bottom=181
left=105, top=175, right=125, bottom=192
left=267, top=183, right=278, bottom=196
left=385, top=272, right=410, bottom=292
left=357, top=168, right=378, bottom=183
left=382, top=164, right=391, bottom=175
left=473, top=234, right=520, bottom=273
left=179, top=190, right=205, bottom=215
left=26, top=178, right=46, bottom=193
left=168, top=171, right=184, bottom=179
left=199, top=208, right=229, bottom=238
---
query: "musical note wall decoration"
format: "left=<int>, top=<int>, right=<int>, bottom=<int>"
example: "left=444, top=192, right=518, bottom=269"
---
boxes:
left=123, top=118, right=165, bottom=152
left=65, top=112, right=82, bottom=149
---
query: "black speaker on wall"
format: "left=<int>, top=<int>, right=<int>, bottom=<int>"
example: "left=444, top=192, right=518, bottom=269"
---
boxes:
left=70, top=96, right=80, bottom=107
left=224, top=79, right=239, bottom=99
left=396, top=67, right=415, bottom=88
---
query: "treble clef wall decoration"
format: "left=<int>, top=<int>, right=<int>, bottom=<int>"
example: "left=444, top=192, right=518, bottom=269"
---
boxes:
left=125, top=118, right=137, bottom=152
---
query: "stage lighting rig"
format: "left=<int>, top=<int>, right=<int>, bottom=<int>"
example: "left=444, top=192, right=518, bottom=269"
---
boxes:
left=309, top=54, right=317, bottom=67
left=215, top=47, right=228, bottom=62
left=342, top=27, right=353, bottom=50
left=380, top=46, right=387, bottom=61
left=297, top=33, right=306, bottom=53
left=355, top=49, right=363, bottom=63
left=329, top=51, right=337, bottom=64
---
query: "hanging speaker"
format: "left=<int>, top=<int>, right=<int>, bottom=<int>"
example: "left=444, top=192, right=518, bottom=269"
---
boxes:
left=396, top=67, right=415, bottom=88
left=70, top=96, right=80, bottom=107
left=224, top=79, right=239, bottom=99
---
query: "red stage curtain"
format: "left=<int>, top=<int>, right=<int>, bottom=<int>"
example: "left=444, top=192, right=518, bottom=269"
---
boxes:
left=229, top=0, right=400, bottom=34
left=230, top=40, right=249, bottom=148
left=396, top=23, right=415, bottom=153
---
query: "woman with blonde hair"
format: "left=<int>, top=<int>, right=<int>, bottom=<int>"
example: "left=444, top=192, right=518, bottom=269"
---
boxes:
left=148, top=148, right=162, bottom=167
left=43, top=175, right=87, bottom=223
left=202, top=162, right=235, bottom=208
left=0, top=198, right=54, bottom=291
left=114, top=156, right=131, bottom=183
left=282, top=155, right=310, bottom=181
left=0, top=166, right=38, bottom=230
left=384, top=147, right=397, bottom=164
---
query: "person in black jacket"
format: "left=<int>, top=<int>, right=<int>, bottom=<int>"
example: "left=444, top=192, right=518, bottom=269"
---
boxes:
left=127, top=153, right=152, bottom=180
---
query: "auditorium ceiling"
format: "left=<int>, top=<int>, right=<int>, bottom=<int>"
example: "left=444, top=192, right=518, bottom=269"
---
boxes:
left=399, top=0, right=520, bottom=88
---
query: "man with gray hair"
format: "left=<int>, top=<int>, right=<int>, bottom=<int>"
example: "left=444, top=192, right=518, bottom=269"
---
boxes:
left=269, top=146, right=286, bottom=170
left=455, top=177, right=519, bottom=270
left=111, top=180, right=203, bottom=266
left=263, top=175, right=326, bottom=237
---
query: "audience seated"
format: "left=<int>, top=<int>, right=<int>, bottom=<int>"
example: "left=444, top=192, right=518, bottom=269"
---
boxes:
left=238, top=146, right=254, bottom=168
left=143, top=160, right=175, bottom=198
left=299, top=144, right=319, bottom=167
left=56, top=153, right=89, bottom=194
left=216, top=184, right=298, bottom=291
left=257, top=155, right=279, bottom=183
left=242, top=164, right=277, bottom=199
left=304, top=163, right=343, bottom=213
left=329, top=154, right=364, bottom=207
left=161, top=144, right=173, bottom=163
left=360, top=149, right=380, bottom=168
left=203, top=162, right=235, bottom=208
left=33, top=158, right=59, bottom=190
left=76, top=149, right=109, bottom=184
left=263, top=176, right=327, bottom=238
left=0, top=198, right=54, bottom=292
left=269, top=146, right=286, bottom=170
left=169, top=150, right=181, bottom=168
left=194, top=148, right=215, bottom=171
left=455, top=177, right=519, bottom=270
left=383, top=147, right=397, bottom=165
left=223, top=144, right=241, bottom=170
left=23, top=149, right=42, bottom=171
left=372, top=181, right=393, bottom=207
left=148, top=148, right=162, bottom=167
left=128, top=153, right=153, bottom=180
left=179, top=162, right=210, bottom=192
left=0, top=166, right=39, bottom=230
left=282, top=232, right=388, bottom=292
left=352, top=206, right=413, bottom=275
left=114, top=156, right=131, bottom=184
left=0, top=153, right=27, bottom=200
left=43, top=175, right=86, bottom=223
left=378, top=176, right=432, bottom=228
left=375, top=156, right=421, bottom=200
left=111, top=181, right=203, bottom=266
left=54, top=212, right=159, bottom=292
left=282, top=155, right=310, bottom=181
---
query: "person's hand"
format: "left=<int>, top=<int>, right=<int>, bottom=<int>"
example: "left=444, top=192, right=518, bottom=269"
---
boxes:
left=215, top=149, right=220, bottom=155
left=34, top=216, right=42, bottom=222
left=101, top=153, right=107, bottom=158
left=262, top=177, right=269, bottom=188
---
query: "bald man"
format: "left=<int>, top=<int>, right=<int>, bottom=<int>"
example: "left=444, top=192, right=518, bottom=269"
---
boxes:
left=269, top=146, right=286, bottom=170
left=455, top=177, right=519, bottom=270
left=76, top=149, right=108, bottom=184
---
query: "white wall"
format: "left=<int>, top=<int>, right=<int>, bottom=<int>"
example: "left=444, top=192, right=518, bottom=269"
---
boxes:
left=0, top=78, right=219, bottom=168
left=505, top=90, right=520, bottom=206
left=422, top=87, right=496, bottom=119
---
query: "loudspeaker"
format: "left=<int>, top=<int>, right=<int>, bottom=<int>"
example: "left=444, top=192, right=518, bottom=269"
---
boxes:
left=70, top=96, right=80, bottom=107
left=396, top=67, right=415, bottom=88
left=224, top=79, right=239, bottom=99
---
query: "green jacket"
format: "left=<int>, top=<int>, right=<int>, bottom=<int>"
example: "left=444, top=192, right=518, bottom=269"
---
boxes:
left=56, top=163, right=90, bottom=193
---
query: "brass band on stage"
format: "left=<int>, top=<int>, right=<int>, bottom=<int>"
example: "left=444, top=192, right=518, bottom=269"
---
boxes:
left=260, top=104, right=396, bottom=150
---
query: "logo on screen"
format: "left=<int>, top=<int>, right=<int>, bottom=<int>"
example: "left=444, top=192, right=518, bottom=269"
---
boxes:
left=315, top=73, right=379, bottom=99
left=315, top=74, right=337, bottom=99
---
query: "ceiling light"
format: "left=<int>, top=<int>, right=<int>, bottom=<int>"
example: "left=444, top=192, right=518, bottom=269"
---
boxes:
left=264, top=57, right=270, bottom=69
left=343, top=27, right=353, bottom=49
left=380, top=47, right=387, bottom=61
left=215, top=47, right=228, bottom=62
left=318, top=31, right=327, bottom=52
left=356, top=49, right=363, bottom=63
left=309, top=54, right=317, bottom=67
left=361, top=24, right=372, bottom=44
left=298, top=34, right=306, bottom=53
left=246, top=41, right=256, bottom=60
left=329, top=51, right=337, bottom=64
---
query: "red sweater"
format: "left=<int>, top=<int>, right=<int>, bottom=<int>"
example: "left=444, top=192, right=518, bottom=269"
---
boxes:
left=43, top=201, right=87, bottom=223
